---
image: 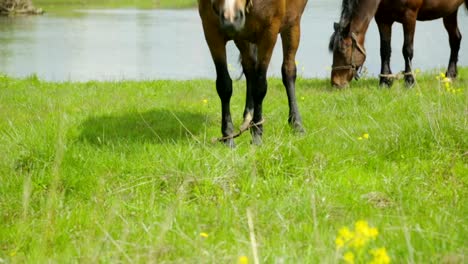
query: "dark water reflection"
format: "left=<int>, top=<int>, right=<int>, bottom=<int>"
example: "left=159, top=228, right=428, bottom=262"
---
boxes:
left=0, top=0, right=467, bottom=81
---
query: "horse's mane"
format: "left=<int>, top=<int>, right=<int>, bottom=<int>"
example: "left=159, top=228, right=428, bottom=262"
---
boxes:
left=339, top=0, right=359, bottom=26
left=329, top=0, right=359, bottom=51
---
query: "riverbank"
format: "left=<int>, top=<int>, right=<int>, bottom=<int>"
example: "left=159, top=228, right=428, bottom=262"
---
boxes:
left=35, top=0, right=197, bottom=10
left=1, top=70, right=467, bottom=262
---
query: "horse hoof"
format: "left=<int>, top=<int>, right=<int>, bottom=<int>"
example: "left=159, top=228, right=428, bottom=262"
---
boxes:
left=405, top=78, right=415, bottom=88
left=223, top=139, right=236, bottom=148
left=379, top=78, right=393, bottom=88
left=251, top=134, right=263, bottom=146
left=446, top=71, right=457, bottom=79
left=403, top=73, right=415, bottom=87
left=291, top=122, right=305, bottom=134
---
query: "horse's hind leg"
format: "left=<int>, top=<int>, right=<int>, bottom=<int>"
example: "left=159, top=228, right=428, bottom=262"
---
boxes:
left=235, top=40, right=256, bottom=131
left=443, top=10, right=461, bottom=79
left=401, top=15, right=417, bottom=87
left=280, top=22, right=304, bottom=133
left=376, top=18, right=394, bottom=87
left=204, top=28, right=235, bottom=147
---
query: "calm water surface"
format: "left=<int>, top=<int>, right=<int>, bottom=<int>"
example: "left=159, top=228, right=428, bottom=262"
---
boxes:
left=0, top=0, right=467, bottom=81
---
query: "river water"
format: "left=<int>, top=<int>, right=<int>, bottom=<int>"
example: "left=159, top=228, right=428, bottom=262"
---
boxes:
left=0, top=0, right=467, bottom=81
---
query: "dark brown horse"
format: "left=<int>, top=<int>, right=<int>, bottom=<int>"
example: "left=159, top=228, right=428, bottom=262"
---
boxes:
left=198, top=0, right=307, bottom=146
left=329, top=0, right=468, bottom=87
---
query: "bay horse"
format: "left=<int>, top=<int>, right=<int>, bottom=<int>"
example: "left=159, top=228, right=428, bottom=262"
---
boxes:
left=329, top=0, right=468, bottom=87
left=198, top=0, right=307, bottom=146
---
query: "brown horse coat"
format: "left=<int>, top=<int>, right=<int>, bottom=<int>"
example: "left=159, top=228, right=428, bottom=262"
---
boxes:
left=198, top=0, right=307, bottom=146
left=330, top=0, right=466, bottom=87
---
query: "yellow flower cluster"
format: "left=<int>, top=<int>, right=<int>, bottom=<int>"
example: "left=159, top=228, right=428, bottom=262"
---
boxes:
left=238, top=255, right=249, bottom=264
left=436, top=72, right=462, bottom=94
left=370, top=248, right=391, bottom=264
left=336, top=220, right=378, bottom=250
left=335, top=220, right=390, bottom=264
left=358, top=133, right=369, bottom=141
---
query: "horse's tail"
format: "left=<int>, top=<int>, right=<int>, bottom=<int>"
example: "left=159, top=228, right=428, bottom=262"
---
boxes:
left=237, top=43, right=258, bottom=80
left=465, top=0, right=468, bottom=10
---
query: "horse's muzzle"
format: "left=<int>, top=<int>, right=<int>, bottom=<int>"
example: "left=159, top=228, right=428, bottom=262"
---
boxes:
left=220, top=10, right=245, bottom=33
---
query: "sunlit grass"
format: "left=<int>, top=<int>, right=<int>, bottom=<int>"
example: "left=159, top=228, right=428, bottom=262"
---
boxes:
left=0, top=69, right=467, bottom=262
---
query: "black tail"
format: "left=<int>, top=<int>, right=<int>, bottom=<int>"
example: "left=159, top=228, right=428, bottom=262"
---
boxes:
left=466, top=0, right=468, bottom=10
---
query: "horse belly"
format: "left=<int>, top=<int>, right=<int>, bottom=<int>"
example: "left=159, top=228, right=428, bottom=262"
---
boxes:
left=417, top=0, right=464, bottom=20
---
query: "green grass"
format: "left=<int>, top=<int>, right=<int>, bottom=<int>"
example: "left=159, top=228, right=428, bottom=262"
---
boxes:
left=34, top=0, right=197, bottom=9
left=0, top=70, right=467, bottom=263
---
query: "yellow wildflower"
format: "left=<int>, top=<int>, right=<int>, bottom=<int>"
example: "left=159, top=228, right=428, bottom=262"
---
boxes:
left=363, top=133, right=369, bottom=139
left=440, top=72, right=446, bottom=79
left=370, top=247, right=391, bottom=264
left=343, top=251, right=355, bottom=264
left=338, top=227, right=354, bottom=242
left=368, top=227, right=379, bottom=239
left=350, top=235, right=367, bottom=249
left=199, top=232, right=209, bottom=238
left=358, top=137, right=363, bottom=140
left=355, top=220, right=369, bottom=234
left=202, top=99, right=208, bottom=104
left=349, top=220, right=379, bottom=248
left=238, top=256, right=249, bottom=264
left=336, top=226, right=355, bottom=249
left=336, top=237, right=345, bottom=249
left=355, top=220, right=378, bottom=239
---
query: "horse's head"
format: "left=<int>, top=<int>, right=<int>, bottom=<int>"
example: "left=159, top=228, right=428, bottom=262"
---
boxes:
left=211, top=0, right=252, bottom=33
left=328, top=22, right=366, bottom=87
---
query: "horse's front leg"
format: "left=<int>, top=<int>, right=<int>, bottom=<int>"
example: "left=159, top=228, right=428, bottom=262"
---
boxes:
left=402, top=16, right=417, bottom=87
left=376, top=18, right=394, bottom=87
left=215, top=61, right=235, bottom=147
left=443, top=10, right=462, bottom=79
left=204, top=30, right=235, bottom=147
left=281, top=22, right=305, bottom=133
left=250, top=29, right=279, bottom=145
left=235, top=40, right=256, bottom=131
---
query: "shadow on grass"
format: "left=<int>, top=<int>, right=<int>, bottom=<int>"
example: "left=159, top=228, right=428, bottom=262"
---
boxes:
left=78, top=109, right=208, bottom=144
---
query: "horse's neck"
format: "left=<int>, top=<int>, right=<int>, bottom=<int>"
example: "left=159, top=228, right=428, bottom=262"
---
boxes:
left=349, top=0, right=381, bottom=42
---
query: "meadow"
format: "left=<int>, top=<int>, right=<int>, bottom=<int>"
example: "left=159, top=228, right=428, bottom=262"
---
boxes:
left=0, top=69, right=467, bottom=263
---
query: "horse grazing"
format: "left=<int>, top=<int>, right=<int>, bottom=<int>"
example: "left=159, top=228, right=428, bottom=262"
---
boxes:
left=198, top=0, right=307, bottom=146
left=329, top=0, right=468, bottom=87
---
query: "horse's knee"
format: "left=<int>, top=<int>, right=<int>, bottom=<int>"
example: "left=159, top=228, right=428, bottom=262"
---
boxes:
left=402, top=45, right=413, bottom=59
left=253, top=70, right=268, bottom=99
left=216, top=77, right=232, bottom=101
left=449, top=30, right=462, bottom=50
left=281, top=63, right=297, bottom=82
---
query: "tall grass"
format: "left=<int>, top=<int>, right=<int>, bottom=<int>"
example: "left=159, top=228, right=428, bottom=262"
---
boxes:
left=0, top=70, right=467, bottom=263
